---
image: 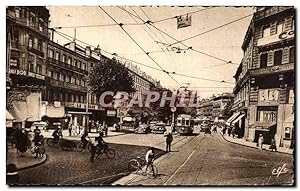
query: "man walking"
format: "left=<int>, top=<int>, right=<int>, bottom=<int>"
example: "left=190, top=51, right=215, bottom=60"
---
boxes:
left=165, top=132, right=173, bottom=152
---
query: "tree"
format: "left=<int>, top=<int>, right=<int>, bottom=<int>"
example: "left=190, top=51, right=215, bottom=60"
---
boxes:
left=88, top=58, right=134, bottom=97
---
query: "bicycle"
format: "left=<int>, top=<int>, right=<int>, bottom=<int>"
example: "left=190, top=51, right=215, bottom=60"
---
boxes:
left=76, top=141, right=92, bottom=152
left=92, top=143, right=116, bottom=159
left=128, top=156, right=158, bottom=178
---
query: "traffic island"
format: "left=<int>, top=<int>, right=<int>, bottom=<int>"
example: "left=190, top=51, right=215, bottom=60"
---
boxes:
left=7, top=148, right=47, bottom=171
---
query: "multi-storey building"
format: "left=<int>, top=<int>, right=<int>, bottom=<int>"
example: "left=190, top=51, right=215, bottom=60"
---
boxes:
left=6, top=6, right=50, bottom=128
left=212, top=93, right=234, bottom=121
left=197, top=98, right=214, bottom=120
left=6, top=6, right=160, bottom=128
left=231, top=7, right=295, bottom=148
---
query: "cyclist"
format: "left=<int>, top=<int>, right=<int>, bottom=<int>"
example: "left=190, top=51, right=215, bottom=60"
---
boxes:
left=80, top=131, right=90, bottom=149
left=145, top=147, right=155, bottom=176
left=52, top=127, right=61, bottom=143
left=95, top=132, right=106, bottom=151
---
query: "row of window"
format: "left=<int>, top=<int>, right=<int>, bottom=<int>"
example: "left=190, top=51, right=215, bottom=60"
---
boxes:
left=14, top=8, right=47, bottom=33
left=48, top=90, right=86, bottom=103
left=260, top=46, right=294, bottom=68
left=28, top=36, right=43, bottom=52
left=133, top=75, right=150, bottom=88
left=48, top=70, right=86, bottom=87
left=48, top=49, right=87, bottom=71
left=261, top=17, right=294, bottom=38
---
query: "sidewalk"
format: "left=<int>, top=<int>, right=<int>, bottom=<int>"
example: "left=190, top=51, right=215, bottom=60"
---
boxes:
left=220, top=132, right=293, bottom=155
left=7, top=147, right=47, bottom=170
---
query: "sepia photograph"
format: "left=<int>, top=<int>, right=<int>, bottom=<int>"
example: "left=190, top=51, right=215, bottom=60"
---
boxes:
left=5, top=5, right=295, bottom=186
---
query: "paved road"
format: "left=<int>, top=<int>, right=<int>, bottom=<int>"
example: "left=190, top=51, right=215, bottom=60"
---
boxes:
left=117, top=132, right=294, bottom=186
left=15, top=130, right=193, bottom=185
left=16, top=141, right=165, bottom=185
left=16, top=129, right=294, bottom=186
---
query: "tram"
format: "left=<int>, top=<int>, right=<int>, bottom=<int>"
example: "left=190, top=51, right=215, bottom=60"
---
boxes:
left=176, top=114, right=194, bottom=135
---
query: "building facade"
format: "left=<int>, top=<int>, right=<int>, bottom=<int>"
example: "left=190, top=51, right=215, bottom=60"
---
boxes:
left=6, top=6, right=50, bottom=128
left=7, top=6, right=159, bottom=128
left=212, top=93, right=234, bottom=121
left=232, top=7, right=295, bottom=148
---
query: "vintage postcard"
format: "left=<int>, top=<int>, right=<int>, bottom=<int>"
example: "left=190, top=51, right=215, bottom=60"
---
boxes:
left=6, top=5, right=295, bottom=186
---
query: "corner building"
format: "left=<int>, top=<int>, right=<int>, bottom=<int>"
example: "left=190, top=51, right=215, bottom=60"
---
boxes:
left=232, top=7, right=295, bottom=148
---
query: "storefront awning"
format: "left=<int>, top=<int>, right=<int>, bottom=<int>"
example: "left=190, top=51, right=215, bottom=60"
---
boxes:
left=250, top=122, right=277, bottom=130
left=68, top=111, right=93, bottom=115
left=227, top=112, right=240, bottom=123
left=6, top=110, right=15, bottom=121
left=232, top=114, right=245, bottom=124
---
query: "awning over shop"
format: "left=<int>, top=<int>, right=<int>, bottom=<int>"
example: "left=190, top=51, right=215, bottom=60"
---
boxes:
left=226, top=112, right=240, bottom=126
left=42, top=105, right=65, bottom=118
left=6, top=110, right=15, bottom=121
left=232, top=114, right=245, bottom=124
left=6, top=110, right=15, bottom=128
left=227, top=112, right=240, bottom=123
left=250, top=122, right=277, bottom=131
left=68, top=111, right=93, bottom=115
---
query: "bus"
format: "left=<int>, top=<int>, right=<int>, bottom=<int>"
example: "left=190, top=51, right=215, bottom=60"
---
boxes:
left=176, top=114, right=194, bottom=135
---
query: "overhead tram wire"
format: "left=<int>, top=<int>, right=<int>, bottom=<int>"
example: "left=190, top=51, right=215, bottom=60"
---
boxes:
left=53, top=28, right=235, bottom=84
left=169, top=13, right=254, bottom=46
left=125, top=7, right=166, bottom=53
left=51, top=22, right=144, bottom=29
left=138, top=6, right=171, bottom=47
left=129, top=6, right=166, bottom=52
left=98, top=6, right=183, bottom=87
left=117, top=7, right=239, bottom=66
left=53, top=30, right=162, bottom=72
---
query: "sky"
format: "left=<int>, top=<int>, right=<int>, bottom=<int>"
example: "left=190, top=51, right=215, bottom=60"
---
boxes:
left=47, top=6, right=255, bottom=99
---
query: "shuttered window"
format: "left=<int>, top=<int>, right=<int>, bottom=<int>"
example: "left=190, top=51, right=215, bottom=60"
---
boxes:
left=260, top=53, right=268, bottom=68
left=289, top=47, right=295, bottom=63
left=274, top=50, right=283, bottom=65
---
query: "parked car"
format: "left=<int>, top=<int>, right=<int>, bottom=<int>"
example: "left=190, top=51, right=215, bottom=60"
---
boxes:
left=200, top=124, right=210, bottom=132
left=30, top=121, right=48, bottom=132
left=149, top=121, right=158, bottom=130
left=134, top=124, right=151, bottom=134
left=152, top=123, right=166, bottom=134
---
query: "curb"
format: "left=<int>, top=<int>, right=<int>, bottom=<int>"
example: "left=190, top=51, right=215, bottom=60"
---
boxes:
left=219, top=132, right=293, bottom=155
left=18, top=154, right=48, bottom=171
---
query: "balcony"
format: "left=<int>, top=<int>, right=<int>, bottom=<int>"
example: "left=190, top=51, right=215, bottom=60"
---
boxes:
left=48, top=78, right=87, bottom=93
left=48, top=58, right=88, bottom=75
left=250, top=63, right=294, bottom=76
left=28, top=47, right=44, bottom=57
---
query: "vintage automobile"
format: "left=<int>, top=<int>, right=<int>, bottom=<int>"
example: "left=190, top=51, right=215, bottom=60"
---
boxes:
left=134, top=124, right=151, bottom=134
left=152, top=122, right=167, bottom=134
left=30, top=121, right=48, bottom=132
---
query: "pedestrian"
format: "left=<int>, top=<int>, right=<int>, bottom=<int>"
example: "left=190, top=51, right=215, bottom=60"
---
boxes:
left=68, top=122, right=72, bottom=136
left=88, top=120, right=92, bottom=133
left=104, top=124, right=108, bottom=136
left=269, top=138, right=277, bottom=152
left=165, top=131, right=173, bottom=152
left=257, top=134, right=264, bottom=150
left=15, top=128, right=28, bottom=157
left=6, top=163, right=19, bottom=185
left=228, top=127, right=232, bottom=137
left=222, top=126, right=226, bottom=135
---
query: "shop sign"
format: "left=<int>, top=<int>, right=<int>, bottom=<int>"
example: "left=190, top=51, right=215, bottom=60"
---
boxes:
left=9, top=69, right=26, bottom=76
left=107, top=110, right=116, bottom=116
left=278, top=30, right=294, bottom=40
